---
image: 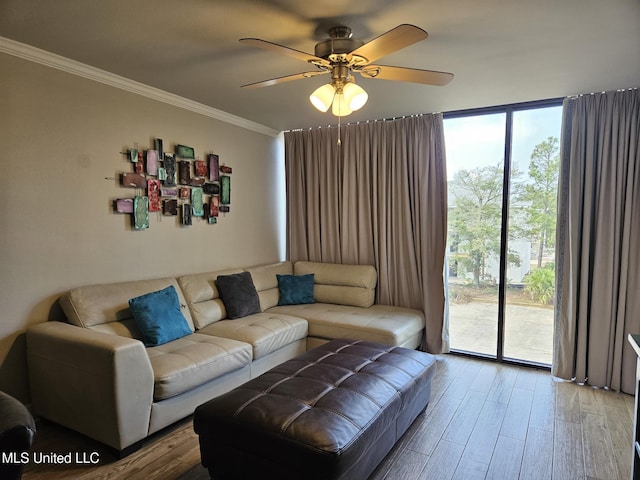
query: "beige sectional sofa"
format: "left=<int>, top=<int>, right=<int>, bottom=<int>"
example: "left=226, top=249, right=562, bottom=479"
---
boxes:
left=26, top=261, right=425, bottom=453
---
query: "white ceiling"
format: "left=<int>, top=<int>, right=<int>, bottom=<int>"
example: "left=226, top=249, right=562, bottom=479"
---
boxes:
left=1, top=0, right=638, bottom=132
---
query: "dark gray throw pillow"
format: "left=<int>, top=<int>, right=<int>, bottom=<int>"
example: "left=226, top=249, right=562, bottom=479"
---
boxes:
left=216, top=271, right=261, bottom=319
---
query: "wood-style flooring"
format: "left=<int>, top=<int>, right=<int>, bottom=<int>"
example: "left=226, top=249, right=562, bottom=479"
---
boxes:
left=23, top=354, right=634, bottom=480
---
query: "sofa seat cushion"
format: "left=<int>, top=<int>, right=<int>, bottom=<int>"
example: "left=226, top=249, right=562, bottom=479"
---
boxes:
left=198, top=313, right=308, bottom=360
left=147, top=334, right=252, bottom=401
left=268, top=304, right=424, bottom=347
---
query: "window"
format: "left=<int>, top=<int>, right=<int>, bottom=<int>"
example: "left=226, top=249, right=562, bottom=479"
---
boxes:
left=444, top=100, right=562, bottom=366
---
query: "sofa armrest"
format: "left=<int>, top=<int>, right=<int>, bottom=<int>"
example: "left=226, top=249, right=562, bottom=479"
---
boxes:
left=26, top=321, right=154, bottom=451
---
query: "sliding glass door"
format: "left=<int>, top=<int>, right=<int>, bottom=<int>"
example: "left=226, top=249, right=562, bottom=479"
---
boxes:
left=445, top=112, right=506, bottom=357
left=444, top=101, right=562, bottom=366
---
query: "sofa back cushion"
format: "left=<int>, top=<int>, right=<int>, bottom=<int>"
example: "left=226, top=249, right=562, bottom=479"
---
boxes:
left=59, top=277, right=194, bottom=338
left=179, top=262, right=293, bottom=330
left=294, top=261, right=377, bottom=308
left=246, top=262, right=293, bottom=311
left=177, top=268, right=243, bottom=330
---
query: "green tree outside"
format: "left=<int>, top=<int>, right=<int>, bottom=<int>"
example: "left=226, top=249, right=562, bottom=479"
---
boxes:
left=448, top=137, right=559, bottom=298
left=449, top=162, right=520, bottom=287
left=517, top=136, right=560, bottom=268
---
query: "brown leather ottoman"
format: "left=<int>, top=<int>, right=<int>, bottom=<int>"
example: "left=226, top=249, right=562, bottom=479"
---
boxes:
left=193, top=339, right=436, bottom=480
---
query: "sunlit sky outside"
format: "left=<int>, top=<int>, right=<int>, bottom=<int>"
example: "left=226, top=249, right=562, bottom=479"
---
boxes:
left=443, top=106, right=563, bottom=181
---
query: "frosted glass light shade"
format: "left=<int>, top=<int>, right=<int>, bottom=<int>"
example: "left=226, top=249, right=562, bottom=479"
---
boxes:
left=310, top=84, right=335, bottom=112
left=342, top=82, right=368, bottom=111
left=331, top=93, right=353, bottom=117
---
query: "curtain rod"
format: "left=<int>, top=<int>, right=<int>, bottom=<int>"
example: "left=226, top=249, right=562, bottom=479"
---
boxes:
left=285, top=112, right=440, bottom=133
left=566, top=86, right=638, bottom=100
left=286, top=87, right=638, bottom=133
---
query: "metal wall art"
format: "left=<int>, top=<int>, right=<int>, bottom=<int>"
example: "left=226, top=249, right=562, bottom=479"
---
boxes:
left=176, top=144, right=195, bottom=159
left=133, top=196, right=149, bottom=230
left=146, top=150, right=158, bottom=176
left=114, top=139, right=232, bottom=230
left=220, top=175, right=231, bottom=205
left=164, top=155, right=176, bottom=186
left=208, top=154, right=219, bottom=181
left=192, top=187, right=204, bottom=217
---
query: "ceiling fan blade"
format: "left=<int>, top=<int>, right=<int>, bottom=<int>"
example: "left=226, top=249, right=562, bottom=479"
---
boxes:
left=359, top=65, right=454, bottom=86
left=239, top=38, right=329, bottom=66
left=349, top=24, right=428, bottom=64
left=241, top=70, right=329, bottom=89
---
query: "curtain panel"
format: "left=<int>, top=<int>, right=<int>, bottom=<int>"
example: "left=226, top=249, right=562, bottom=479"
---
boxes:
left=284, top=114, right=448, bottom=353
left=553, top=89, right=640, bottom=393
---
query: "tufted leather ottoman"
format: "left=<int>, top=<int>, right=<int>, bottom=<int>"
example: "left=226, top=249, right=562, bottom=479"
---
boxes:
left=194, top=339, right=436, bottom=480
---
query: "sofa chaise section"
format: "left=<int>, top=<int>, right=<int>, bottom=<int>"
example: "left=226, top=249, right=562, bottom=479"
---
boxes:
left=269, top=261, right=425, bottom=350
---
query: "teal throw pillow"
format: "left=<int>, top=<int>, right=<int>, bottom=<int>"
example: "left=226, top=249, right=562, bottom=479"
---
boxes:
left=129, top=285, right=192, bottom=346
left=277, top=274, right=315, bottom=306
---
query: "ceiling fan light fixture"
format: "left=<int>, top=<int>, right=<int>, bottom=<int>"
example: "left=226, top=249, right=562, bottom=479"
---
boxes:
left=331, top=92, right=353, bottom=117
left=342, top=82, right=368, bottom=111
left=310, top=84, right=336, bottom=112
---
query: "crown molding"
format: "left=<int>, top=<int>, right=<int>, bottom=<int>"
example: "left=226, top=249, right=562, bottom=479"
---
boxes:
left=0, top=36, right=280, bottom=137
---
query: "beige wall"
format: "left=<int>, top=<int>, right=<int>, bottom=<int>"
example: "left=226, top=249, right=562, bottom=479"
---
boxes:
left=0, top=53, right=285, bottom=401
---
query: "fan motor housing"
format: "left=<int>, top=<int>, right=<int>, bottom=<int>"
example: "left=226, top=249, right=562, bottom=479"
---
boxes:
left=314, top=37, right=364, bottom=59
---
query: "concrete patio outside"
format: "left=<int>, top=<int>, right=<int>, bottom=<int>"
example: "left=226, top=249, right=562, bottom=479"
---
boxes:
left=448, top=300, right=554, bottom=365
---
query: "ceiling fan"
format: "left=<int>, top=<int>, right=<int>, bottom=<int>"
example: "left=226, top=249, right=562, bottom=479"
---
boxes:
left=239, top=24, right=454, bottom=117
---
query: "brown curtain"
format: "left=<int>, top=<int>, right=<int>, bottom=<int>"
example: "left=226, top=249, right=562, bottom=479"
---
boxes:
left=284, top=114, right=448, bottom=353
left=553, top=89, right=640, bottom=393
